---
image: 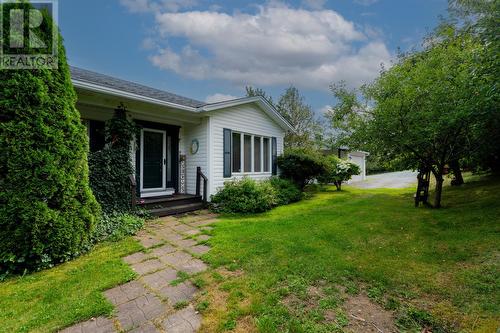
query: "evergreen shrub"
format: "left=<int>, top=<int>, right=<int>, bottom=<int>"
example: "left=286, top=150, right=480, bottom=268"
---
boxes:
left=0, top=2, right=100, bottom=274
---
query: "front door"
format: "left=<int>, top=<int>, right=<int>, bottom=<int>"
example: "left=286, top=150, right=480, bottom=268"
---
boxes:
left=140, top=128, right=173, bottom=197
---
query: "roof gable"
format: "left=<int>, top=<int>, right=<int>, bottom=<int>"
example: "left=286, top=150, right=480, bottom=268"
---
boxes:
left=200, top=97, right=293, bottom=132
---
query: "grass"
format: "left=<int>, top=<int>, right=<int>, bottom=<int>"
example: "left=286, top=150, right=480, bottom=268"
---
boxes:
left=0, top=238, right=142, bottom=333
left=201, top=174, right=500, bottom=332
left=0, top=175, right=498, bottom=333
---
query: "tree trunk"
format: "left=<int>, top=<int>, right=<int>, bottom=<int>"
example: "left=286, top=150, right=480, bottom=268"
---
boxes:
left=434, top=173, right=444, bottom=208
left=449, top=160, right=464, bottom=186
left=335, top=181, right=342, bottom=191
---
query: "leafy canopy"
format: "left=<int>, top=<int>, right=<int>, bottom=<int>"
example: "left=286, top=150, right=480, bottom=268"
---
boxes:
left=246, top=85, right=322, bottom=149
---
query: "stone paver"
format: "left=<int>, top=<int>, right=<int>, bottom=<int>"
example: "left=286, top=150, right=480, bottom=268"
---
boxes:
left=178, top=259, right=208, bottom=275
left=104, top=281, right=147, bottom=306
left=196, top=234, right=211, bottom=242
left=183, top=229, right=201, bottom=236
left=135, top=232, right=163, bottom=249
left=171, top=223, right=197, bottom=233
left=158, top=281, right=198, bottom=304
left=59, top=317, right=115, bottom=333
left=59, top=211, right=218, bottom=333
left=123, top=252, right=149, bottom=265
left=151, top=244, right=176, bottom=257
left=128, top=322, right=159, bottom=333
left=188, top=244, right=211, bottom=255
left=141, top=268, right=178, bottom=290
left=158, top=251, right=193, bottom=268
left=131, top=258, right=165, bottom=276
left=158, top=230, right=184, bottom=243
left=170, top=238, right=198, bottom=248
left=162, top=305, right=202, bottom=333
left=116, top=293, right=164, bottom=331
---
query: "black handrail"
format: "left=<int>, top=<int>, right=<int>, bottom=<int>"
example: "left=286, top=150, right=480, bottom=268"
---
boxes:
left=196, top=166, right=208, bottom=203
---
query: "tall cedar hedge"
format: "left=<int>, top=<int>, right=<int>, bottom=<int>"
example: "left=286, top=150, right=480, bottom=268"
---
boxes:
left=0, top=2, right=100, bottom=274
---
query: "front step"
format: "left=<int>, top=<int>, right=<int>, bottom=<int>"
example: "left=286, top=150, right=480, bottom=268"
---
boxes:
left=137, top=194, right=205, bottom=217
left=139, top=194, right=203, bottom=210
left=148, top=202, right=205, bottom=216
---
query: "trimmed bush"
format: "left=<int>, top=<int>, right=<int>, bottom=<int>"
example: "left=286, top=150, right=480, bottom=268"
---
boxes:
left=277, top=148, right=327, bottom=190
left=318, top=155, right=360, bottom=190
left=269, top=177, right=302, bottom=205
left=211, top=178, right=277, bottom=213
left=0, top=3, right=100, bottom=274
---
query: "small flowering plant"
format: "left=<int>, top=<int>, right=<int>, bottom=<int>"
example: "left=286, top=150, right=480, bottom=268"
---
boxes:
left=317, top=156, right=360, bottom=191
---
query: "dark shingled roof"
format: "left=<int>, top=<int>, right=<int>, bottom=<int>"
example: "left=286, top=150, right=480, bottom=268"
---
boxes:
left=70, top=66, right=206, bottom=108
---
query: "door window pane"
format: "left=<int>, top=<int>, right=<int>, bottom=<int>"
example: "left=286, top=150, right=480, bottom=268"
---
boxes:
left=143, top=131, right=164, bottom=189
left=263, top=138, right=270, bottom=172
left=244, top=135, right=252, bottom=172
left=232, top=132, right=241, bottom=172
left=254, top=136, right=261, bottom=172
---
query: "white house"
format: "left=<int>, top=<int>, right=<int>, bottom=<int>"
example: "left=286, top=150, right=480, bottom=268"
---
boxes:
left=71, top=67, right=293, bottom=215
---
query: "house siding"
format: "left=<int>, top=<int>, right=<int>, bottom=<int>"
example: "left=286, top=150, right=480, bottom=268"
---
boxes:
left=209, top=104, right=285, bottom=197
left=181, top=118, right=209, bottom=195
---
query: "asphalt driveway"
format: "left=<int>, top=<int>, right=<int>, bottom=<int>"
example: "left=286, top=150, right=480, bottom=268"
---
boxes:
left=350, top=170, right=418, bottom=189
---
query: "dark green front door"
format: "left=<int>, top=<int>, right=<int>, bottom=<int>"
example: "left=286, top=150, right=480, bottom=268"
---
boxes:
left=142, top=129, right=164, bottom=189
left=139, top=123, right=179, bottom=197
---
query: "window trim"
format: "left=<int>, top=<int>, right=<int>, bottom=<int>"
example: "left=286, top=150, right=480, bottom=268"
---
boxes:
left=228, top=130, right=273, bottom=177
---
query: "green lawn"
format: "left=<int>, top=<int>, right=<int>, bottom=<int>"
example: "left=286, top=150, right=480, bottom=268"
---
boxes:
left=0, top=238, right=141, bottom=333
left=0, top=176, right=498, bottom=333
left=201, top=175, right=500, bottom=332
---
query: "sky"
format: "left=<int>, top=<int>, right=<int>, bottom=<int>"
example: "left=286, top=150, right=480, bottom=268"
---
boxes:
left=59, top=0, right=448, bottom=117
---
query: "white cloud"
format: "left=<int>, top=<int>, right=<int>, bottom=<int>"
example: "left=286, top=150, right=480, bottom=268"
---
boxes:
left=205, top=93, right=239, bottom=103
left=139, top=3, right=391, bottom=90
left=318, top=105, right=332, bottom=115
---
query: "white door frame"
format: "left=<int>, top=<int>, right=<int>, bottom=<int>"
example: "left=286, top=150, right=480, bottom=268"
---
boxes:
left=140, top=128, right=174, bottom=197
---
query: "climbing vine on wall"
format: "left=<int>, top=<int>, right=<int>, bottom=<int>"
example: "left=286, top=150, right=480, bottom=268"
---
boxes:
left=88, top=105, right=137, bottom=213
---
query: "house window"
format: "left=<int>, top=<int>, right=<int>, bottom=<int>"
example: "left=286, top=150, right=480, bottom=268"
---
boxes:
left=263, top=137, right=270, bottom=172
left=244, top=135, right=252, bottom=172
left=232, top=132, right=241, bottom=172
left=254, top=136, right=261, bottom=172
left=226, top=129, right=274, bottom=176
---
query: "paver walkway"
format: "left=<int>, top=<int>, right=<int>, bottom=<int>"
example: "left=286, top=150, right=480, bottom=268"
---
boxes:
left=60, top=210, right=218, bottom=333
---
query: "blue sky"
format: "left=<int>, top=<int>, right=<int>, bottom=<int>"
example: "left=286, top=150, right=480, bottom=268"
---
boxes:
left=59, top=0, right=448, bottom=117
